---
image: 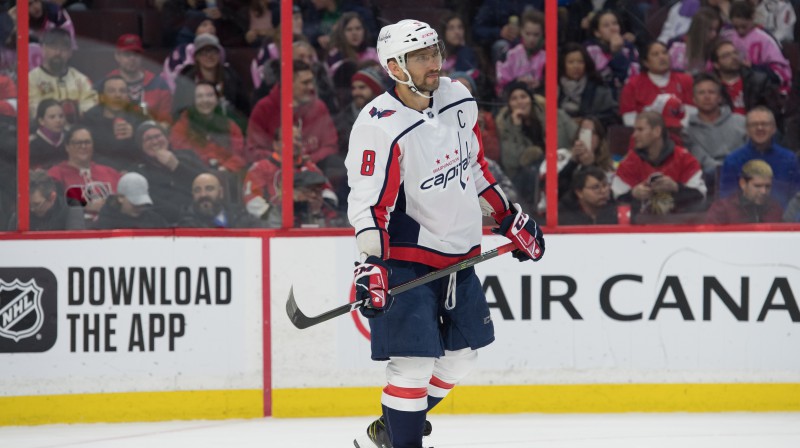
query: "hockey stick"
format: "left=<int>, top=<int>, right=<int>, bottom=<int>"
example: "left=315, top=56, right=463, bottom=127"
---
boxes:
left=286, top=242, right=517, bottom=329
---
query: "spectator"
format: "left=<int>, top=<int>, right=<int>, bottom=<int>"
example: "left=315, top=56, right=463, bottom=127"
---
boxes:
left=666, top=7, right=722, bottom=74
left=557, top=42, right=618, bottom=127
left=495, top=9, right=545, bottom=96
left=29, top=28, right=97, bottom=124
left=440, top=13, right=479, bottom=75
left=30, top=98, right=67, bottom=169
left=612, top=111, right=707, bottom=217
left=130, top=121, right=207, bottom=225
left=706, top=159, right=784, bottom=223
left=247, top=60, right=342, bottom=194
left=0, top=73, right=16, bottom=117
left=333, top=65, right=386, bottom=156
left=720, top=0, right=792, bottom=91
left=620, top=41, right=694, bottom=126
left=684, top=73, right=746, bottom=180
left=471, top=0, right=543, bottom=63
left=93, top=172, right=169, bottom=229
left=583, top=9, right=640, bottom=94
left=249, top=5, right=304, bottom=90
left=245, top=0, right=276, bottom=47
left=109, top=34, right=173, bottom=125
left=754, top=0, right=796, bottom=43
left=711, top=39, right=783, bottom=117
left=326, top=12, right=378, bottom=78
left=47, top=126, right=121, bottom=219
left=451, top=71, right=501, bottom=163
left=81, top=76, right=144, bottom=171
left=292, top=170, right=346, bottom=227
left=565, top=0, right=639, bottom=45
left=28, top=0, right=76, bottom=48
left=172, top=33, right=249, bottom=122
left=162, top=12, right=217, bottom=92
left=496, top=81, right=544, bottom=208
left=644, top=93, right=689, bottom=146
left=708, top=0, right=733, bottom=23
left=559, top=166, right=618, bottom=225
left=177, top=172, right=259, bottom=228
left=784, top=192, right=800, bottom=222
left=658, top=0, right=700, bottom=44
left=303, top=0, right=378, bottom=53
left=556, top=116, right=616, bottom=199
left=719, top=106, right=800, bottom=207
left=12, top=169, right=85, bottom=231
left=169, top=81, right=246, bottom=173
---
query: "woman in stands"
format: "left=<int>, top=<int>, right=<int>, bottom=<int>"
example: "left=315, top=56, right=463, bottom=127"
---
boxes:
left=557, top=116, right=617, bottom=199
left=558, top=42, right=618, bottom=127
left=583, top=9, right=639, bottom=96
left=667, top=7, right=722, bottom=74
left=163, top=12, right=218, bottom=92
left=325, top=12, right=379, bottom=78
left=30, top=99, right=67, bottom=169
left=440, top=13, right=479, bottom=75
left=169, top=81, right=246, bottom=173
left=619, top=41, right=694, bottom=126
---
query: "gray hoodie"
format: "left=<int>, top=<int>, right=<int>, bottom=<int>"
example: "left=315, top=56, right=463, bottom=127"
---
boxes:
left=684, top=106, right=747, bottom=173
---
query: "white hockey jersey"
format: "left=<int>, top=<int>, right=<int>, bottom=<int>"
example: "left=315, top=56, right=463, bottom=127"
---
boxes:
left=346, top=77, right=510, bottom=268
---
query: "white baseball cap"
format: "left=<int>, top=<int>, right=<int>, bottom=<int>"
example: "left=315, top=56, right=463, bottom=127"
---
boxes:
left=117, top=172, right=153, bottom=206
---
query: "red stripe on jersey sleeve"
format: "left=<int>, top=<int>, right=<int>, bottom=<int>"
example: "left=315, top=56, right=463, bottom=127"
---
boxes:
left=473, top=122, right=496, bottom=185
left=370, top=142, right=403, bottom=234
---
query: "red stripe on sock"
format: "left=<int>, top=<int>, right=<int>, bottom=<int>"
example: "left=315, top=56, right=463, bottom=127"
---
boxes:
left=383, top=384, right=428, bottom=399
left=429, top=376, right=455, bottom=390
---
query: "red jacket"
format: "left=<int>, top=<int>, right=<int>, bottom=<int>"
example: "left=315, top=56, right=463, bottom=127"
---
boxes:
left=706, top=193, right=784, bottom=224
left=246, top=84, right=338, bottom=164
left=107, top=69, right=173, bottom=124
left=619, top=71, right=694, bottom=115
left=0, top=74, right=16, bottom=117
left=169, top=111, right=246, bottom=172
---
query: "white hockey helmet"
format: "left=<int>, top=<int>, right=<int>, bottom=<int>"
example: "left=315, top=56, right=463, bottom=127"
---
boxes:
left=376, top=19, right=442, bottom=98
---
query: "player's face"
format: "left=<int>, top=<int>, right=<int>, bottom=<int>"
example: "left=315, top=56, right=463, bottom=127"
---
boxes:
left=66, top=129, right=94, bottom=165
left=644, top=43, right=670, bottom=75
left=115, top=51, right=142, bottom=74
left=740, top=175, right=772, bottom=205
left=405, top=45, right=442, bottom=93
left=102, top=79, right=129, bottom=111
left=351, top=80, right=375, bottom=109
left=632, top=118, right=659, bottom=149
left=714, top=43, right=741, bottom=73
left=445, top=17, right=465, bottom=46
left=564, top=50, right=585, bottom=80
left=293, top=70, right=316, bottom=104
left=343, top=17, right=365, bottom=47
left=693, top=81, right=721, bottom=114
left=746, top=111, right=776, bottom=145
left=38, top=104, right=66, bottom=133
left=520, top=22, right=542, bottom=50
left=576, top=175, right=610, bottom=208
left=594, top=13, right=620, bottom=42
left=141, top=128, right=169, bottom=156
left=194, top=84, right=219, bottom=115
left=192, top=175, right=224, bottom=216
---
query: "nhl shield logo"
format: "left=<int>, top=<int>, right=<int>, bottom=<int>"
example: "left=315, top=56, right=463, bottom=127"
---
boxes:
left=0, top=279, right=45, bottom=342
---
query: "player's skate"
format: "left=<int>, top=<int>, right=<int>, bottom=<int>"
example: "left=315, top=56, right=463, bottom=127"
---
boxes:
left=353, top=416, right=433, bottom=448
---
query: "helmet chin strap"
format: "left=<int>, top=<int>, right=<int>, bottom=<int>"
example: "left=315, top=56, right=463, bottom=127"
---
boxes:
left=390, top=60, right=435, bottom=99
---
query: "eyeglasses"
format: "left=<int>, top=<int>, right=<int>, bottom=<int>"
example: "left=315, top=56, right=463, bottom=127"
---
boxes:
left=583, top=182, right=610, bottom=192
left=142, top=134, right=165, bottom=143
left=68, top=140, right=93, bottom=147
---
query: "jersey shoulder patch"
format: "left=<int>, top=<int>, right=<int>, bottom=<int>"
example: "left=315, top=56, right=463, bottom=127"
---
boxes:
left=368, top=107, right=396, bottom=119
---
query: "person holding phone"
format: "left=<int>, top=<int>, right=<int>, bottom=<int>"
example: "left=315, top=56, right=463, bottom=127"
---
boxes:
left=553, top=117, right=616, bottom=201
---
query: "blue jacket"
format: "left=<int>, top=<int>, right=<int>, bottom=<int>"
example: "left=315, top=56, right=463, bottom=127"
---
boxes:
left=720, top=139, right=800, bottom=207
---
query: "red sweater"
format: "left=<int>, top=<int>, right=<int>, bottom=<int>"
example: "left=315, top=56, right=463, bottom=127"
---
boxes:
left=169, top=111, right=246, bottom=172
left=706, top=193, right=784, bottom=224
left=619, top=71, right=694, bottom=115
left=47, top=161, right=121, bottom=204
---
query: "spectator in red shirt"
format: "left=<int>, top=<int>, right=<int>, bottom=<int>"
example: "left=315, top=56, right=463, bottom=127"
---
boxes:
left=706, top=159, right=784, bottom=224
left=47, top=125, right=121, bottom=219
left=612, top=111, right=707, bottom=218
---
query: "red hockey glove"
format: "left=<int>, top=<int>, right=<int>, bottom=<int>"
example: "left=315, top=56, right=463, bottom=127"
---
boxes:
left=354, top=256, right=393, bottom=318
left=492, top=205, right=545, bottom=262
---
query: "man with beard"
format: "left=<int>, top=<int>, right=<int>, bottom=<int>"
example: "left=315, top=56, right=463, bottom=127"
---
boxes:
left=81, top=76, right=144, bottom=170
left=559, top=166, right=618, bottom=225
left=29, top=28, right=97, bottom=124
left=177, top=172, right=258, bottom=228
left=348, top=19, right=544, bottom=448
left=711, top=40, right=782, bottom=118
left=707, top=159, right=784, bottom=224
left=247, top=59, right=344, bottom=204
left=107, top=34, right=173, bottom=125
left=333, top=65, right=387, bottom=155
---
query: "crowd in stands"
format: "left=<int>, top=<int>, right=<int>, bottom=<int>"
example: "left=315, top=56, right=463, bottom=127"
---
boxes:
left=0, top=0, right=800, bottom=232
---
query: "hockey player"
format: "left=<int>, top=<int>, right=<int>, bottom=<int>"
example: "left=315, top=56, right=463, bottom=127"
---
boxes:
left=346, top=19, right=545, bottom=448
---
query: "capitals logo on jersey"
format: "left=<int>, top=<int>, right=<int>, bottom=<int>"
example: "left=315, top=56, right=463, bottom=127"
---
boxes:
left=369, top=107, right=396, bottom=119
